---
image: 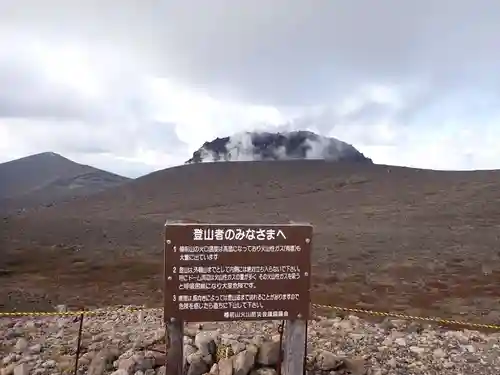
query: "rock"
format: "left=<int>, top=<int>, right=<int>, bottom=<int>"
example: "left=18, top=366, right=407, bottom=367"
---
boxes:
left=250, top=336, right=264, bottom=347
left=118, top=358, right=136, bottom=374
left=379, top=318, right=395, bottom=331
left=270, top=334, right=281, bottom=342
left=256, top=341, right=280, bottom=366
left=406, top=322, right=424, bottom=334
left=387, top=358, right=397, bottom=368
left=395, top=338, right=407, bottom=346
left=338, top=320, right=353, bottom=331
left=195, top=332, right=219, bottom=357
left=250, top=369, right=276, bottom=375
left=184, top=345, right=198, bottom=364
left=89, top=342, right=105, bottom=351
left=221, top=334, right=240, bottom=344
left=13, top=364, right=30, bottom=375
left=231, top=342, right=246, bottom=356
left=55, top=305, right=68, bottom=312
left=88, top=347, right=120, bottom=375
left=209, top=364, right=219, bottom=375
left=443, top=361, right=454, bottom=369
left=2, top=307, right=500, bottom=375
left=14, top=339, right=28, bottom=353
left=381, top=337, right=392, bottom=346
left=343, top=358, right=366, bottom=375
left=313, top=352, right=366, bottom=375
left=4, top=329, right=22, bottom=340
left=218, top=359, right=232, bottom=375
left=390, top=320, right=407, bottom=329
left=233, top=349, right=257, bottom=375
left=0, top=364, right=16, bottom=375
left=410, top=346, right=426, bottom=355
left=24, top=321, right=37, bottom=330
left=28, top=344, right=42, bottom=354
left=433, top=348, right=446, bottom=359
left=187, top=354, right=209, bottom=375
left=57, top=358, right=74, bottom=373
left=187, top=352, right=204, bottom=366
left=148, top=351, right=166, bottom=367
left=133, top=354, right=155, bottom=372
left=42, top=360, right=56, bottom=368
left=350, top=333, right=365, bottom=342
left=315, top=351, right=342, bottom=371
left=1, top=354, right=16, bottom=366
left=202, top=354, right=214, bottom=365
left=464, top=345, right=476, bottom=353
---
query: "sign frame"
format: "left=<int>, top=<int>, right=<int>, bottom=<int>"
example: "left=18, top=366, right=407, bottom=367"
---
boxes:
left=163, top=222, right=313, bottom=323
left=163, top=221, right=311, bottom=375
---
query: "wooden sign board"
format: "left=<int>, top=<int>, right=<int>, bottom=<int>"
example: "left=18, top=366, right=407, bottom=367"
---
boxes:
left=164, top=223, right=312, bottom=322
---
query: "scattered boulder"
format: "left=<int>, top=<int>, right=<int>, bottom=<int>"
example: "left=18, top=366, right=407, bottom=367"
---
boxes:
left=14, top=339, right=28, bottom=353
left=13, top=363, right=30, bottom=375
left=187, top=354, right=209, bottom=375
left=256, top=341, right=280, bottom=366
left=1, top=306, right=500, bottom=375
left=233, top=347, right=257, bottom=375
left=88, top=347, right=120, bottom=375
left=217, top=358, right=233, bottom=375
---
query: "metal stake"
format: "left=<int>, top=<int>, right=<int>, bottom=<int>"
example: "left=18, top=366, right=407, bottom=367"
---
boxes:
left=73, top=311, right=85, bottom=375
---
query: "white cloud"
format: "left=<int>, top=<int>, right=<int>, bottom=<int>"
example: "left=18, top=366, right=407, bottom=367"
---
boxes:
left=0, top=0, right=500, bottom=177
left=144, top=77, right=287, bottom=149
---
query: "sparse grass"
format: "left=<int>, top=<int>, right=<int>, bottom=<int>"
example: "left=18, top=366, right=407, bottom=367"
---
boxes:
left=2, top=244, right=500, bottom=331
left=1, top=162, right=500, bottom=331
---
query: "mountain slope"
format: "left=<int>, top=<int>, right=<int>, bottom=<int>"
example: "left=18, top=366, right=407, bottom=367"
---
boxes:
left=2, top=160, right=500, bottom=322
left=0, top=152, right=129, bottom=213
left=186, top=130, right=372, bottom=163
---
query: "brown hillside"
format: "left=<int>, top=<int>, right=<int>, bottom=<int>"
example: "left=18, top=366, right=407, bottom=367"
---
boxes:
left=2, top=160, right=500, bottom=326
left=0, top=152, right=129, bottom=213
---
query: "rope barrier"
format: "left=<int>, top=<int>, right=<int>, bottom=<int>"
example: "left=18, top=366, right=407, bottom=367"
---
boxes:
left=1, top=304, right=500, bottom=331
left=310, top=304, right=500, bottom=330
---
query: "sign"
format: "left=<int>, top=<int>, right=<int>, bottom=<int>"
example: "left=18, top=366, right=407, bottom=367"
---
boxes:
left=164, top=223, right=312, bottom=322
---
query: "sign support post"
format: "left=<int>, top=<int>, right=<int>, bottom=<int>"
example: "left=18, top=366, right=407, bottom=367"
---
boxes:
left=164, top=223, right=185, bottom=375
left=283, top=319, right=307, bottom=375
left=165, top=317, right=184, bottom=375
left=283, top=221, right=308, bottom=375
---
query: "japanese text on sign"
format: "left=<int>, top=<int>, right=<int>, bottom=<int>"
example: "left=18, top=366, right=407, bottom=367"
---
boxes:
left=164, top=223, right=312, bottom=322
left=192, top=227, right=286, bottom=241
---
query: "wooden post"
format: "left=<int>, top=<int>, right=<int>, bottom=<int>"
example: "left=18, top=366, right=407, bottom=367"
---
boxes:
left=282, top=319, right=307, bottom=375
left=282, top=221, right=310, bottom=375
left=165, top=318, right=184, bottom=375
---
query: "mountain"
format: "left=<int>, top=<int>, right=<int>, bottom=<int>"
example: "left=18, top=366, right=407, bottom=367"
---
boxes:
left=186, top=130, right=372, bottom=164
left=2, top=159, right=500, bottom=319
left=0, top=152, right=130, bottom=213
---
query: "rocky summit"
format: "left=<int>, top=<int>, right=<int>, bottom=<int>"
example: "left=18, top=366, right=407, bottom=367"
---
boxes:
left=1, top=306, right=500, bottom=375
left=185, top=131, right=372, bottom=163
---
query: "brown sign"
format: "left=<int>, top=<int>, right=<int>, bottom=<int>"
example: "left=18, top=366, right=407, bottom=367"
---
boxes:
left=164, top=223, right=312, bottom=322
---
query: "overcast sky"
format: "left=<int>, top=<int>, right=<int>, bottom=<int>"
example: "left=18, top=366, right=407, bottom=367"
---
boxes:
left=0, top=0, right=499, bottom=177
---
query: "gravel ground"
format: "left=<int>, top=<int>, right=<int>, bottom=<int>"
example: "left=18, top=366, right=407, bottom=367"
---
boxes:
left=1, top=306, right=500, bottom=375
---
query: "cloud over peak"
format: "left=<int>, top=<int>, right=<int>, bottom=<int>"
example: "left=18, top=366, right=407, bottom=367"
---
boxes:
left=186, top=130, right=372, bottom=164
